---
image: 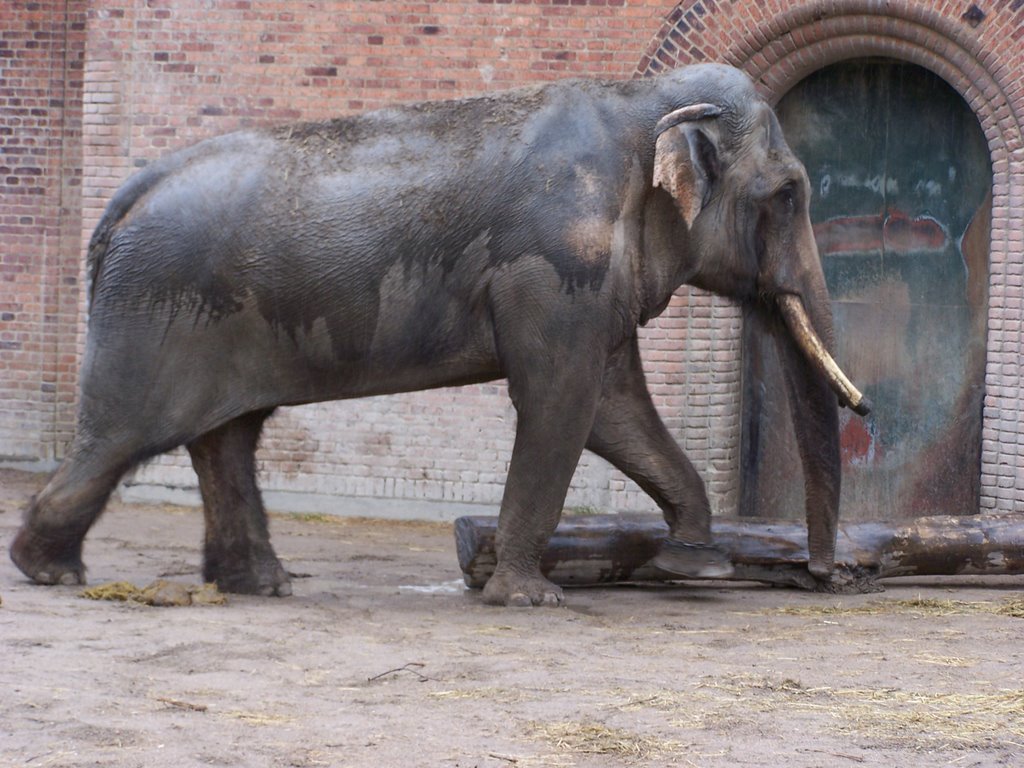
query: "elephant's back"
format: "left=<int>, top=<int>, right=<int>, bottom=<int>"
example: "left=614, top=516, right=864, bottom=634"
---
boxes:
left=89, top=132, right=286, bottom=319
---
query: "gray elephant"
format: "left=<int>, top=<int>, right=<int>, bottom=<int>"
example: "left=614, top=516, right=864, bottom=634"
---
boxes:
left=11, top=64, right=867, bottom=606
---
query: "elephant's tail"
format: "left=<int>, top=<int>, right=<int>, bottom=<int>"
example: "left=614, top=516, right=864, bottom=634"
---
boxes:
left=85, top=150, right=194, bottom=313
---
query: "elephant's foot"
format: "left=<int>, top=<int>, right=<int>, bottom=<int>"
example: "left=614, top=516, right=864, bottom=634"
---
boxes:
left=482, top=568, right=564, bottom=607
left=651, top=538, right=734, bottom=579
left=204, top=551, right=292, bottom=597
left=9, top=526, right=87, bottom=586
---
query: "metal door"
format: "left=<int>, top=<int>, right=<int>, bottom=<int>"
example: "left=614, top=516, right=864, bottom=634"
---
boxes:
left=741, top=59, right=992, bottom=520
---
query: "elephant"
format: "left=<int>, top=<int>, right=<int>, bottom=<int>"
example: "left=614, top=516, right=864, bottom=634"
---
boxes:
left=10, top=63, right=867, bottom=606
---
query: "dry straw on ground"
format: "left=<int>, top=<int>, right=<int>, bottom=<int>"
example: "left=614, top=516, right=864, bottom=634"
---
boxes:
left=682, top=674, right=1023, bottom=750
left=770, top=596, right=1024, bottom=618
left=529, top=721, right=687, bottom=761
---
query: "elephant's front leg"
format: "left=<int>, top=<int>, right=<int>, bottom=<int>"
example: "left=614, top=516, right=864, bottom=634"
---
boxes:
left=586, top=335, right=734, bottom=578
left=482, top=361, right=604, bottom=607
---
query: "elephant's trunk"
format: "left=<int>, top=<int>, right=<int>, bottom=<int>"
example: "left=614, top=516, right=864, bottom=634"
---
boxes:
left=769, top=267, right=861, bottom=579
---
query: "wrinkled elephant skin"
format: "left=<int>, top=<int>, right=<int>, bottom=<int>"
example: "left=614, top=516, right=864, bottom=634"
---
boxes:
left=11, top=64, right=864, bottom=605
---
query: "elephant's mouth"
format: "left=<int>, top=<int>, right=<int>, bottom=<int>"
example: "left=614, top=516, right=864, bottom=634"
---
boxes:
left=777, top=294, right=871, bottom=416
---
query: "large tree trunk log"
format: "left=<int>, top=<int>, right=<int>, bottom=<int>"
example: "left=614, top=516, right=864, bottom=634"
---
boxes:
left=454, top=514, right=1024, bottom=593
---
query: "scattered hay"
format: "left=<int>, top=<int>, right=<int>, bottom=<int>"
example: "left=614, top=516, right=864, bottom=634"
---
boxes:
left=692, top=673, right=822, bottom=699
left=430, top=685, right=577, bottom=706
left=275, top=511, right=449, bottom=532
left=911, top=652, right=976, bottom=667
left=996, top=597, right=1024, bottom=618
left=607, top=676, right=1024, bottom=750
left=700, top=674, right=1023, bottom=749
left=429, top=688, right=490, bottom=701
left=615, top=690, right=741, bottom=730
left=470, top=624, right=518, bottom=635
left=80, top=580, right=226, bottom=607
left=221, top=710, right=294, bottom=725
left=155, top=696, right=208, bottom=713
left=529, top=721, right=685, bottom=761
left=617, top=690, right=694, bottom=711
left=772, top=596, right=1024, bottom=619
left=430, top=687, right=530, bottom=704
left=282, top=512, right=341, bottom=524
left=488, top=753, right=574, bottom=767
left=825, top=688, right=1024, bottom=748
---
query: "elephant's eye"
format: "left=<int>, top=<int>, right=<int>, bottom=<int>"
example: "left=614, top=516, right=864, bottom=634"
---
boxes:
left=777, top=185, right=796, bottom=212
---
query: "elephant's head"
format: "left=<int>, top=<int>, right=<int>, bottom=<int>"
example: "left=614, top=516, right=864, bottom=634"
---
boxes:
left=648, top=65, right=869, bottom=578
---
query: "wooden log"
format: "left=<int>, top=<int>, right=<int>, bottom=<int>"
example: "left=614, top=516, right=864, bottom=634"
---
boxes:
left=454, top=514, right=1024, bottom=593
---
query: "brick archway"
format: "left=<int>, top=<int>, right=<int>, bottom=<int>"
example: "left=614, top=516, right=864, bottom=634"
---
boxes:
left=636, top=0, right=1024, bottom=514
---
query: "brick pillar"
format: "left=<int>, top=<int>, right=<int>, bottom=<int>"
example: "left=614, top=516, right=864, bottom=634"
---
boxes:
left=0, top=1, right=85, bottom=464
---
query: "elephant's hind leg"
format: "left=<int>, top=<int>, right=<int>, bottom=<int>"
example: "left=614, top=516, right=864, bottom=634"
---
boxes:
left=11, top=442, right=130, bottom=586
left=186, top=409, right=291, bottom=596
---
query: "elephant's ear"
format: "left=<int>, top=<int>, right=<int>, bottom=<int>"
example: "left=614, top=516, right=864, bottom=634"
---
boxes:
left=653, top=104, right=722, bottom=229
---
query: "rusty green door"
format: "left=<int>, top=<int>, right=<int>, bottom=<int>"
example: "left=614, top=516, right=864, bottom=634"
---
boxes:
left=741, top=59, right=992, bottom=520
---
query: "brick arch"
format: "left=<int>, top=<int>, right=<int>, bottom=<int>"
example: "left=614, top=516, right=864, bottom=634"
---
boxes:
left=636, top=0, right=1024, bottom=513
left=734, top=9, right=1020, bottom=158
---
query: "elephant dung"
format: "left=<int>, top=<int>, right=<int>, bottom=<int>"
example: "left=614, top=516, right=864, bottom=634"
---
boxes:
left=80, top=580, right=227, bottom=607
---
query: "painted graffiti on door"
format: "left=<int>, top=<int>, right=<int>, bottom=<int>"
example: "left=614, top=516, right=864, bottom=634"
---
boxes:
left=741, top=59, right=992, bottom=520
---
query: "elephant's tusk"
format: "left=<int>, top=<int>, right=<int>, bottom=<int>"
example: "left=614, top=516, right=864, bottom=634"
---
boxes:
left=777, top=294, right=871, bottom=416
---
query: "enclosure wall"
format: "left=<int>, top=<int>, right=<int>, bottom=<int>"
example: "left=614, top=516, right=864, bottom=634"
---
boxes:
left=2, top=0, right=1021, bottom=519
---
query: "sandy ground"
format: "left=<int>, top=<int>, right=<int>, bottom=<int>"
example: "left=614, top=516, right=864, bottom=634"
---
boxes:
left=1, top=467, right=1022, bottom=768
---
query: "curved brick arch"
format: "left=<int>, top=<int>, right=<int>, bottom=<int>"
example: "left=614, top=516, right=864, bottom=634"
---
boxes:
left=740, top=21, right=1020, bottom=162
left=637, top=0, right=1024, bottom=513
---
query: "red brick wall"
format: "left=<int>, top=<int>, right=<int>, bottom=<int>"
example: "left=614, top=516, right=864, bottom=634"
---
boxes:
left=0, top=1, right=84, bottom=463
left=3, top=1, right=1023, bottom=517
left=85, top=0, right=664, bottom=158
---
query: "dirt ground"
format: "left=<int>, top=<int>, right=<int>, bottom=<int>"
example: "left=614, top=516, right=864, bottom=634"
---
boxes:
left=2, top=468, right=1022, bottom=768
